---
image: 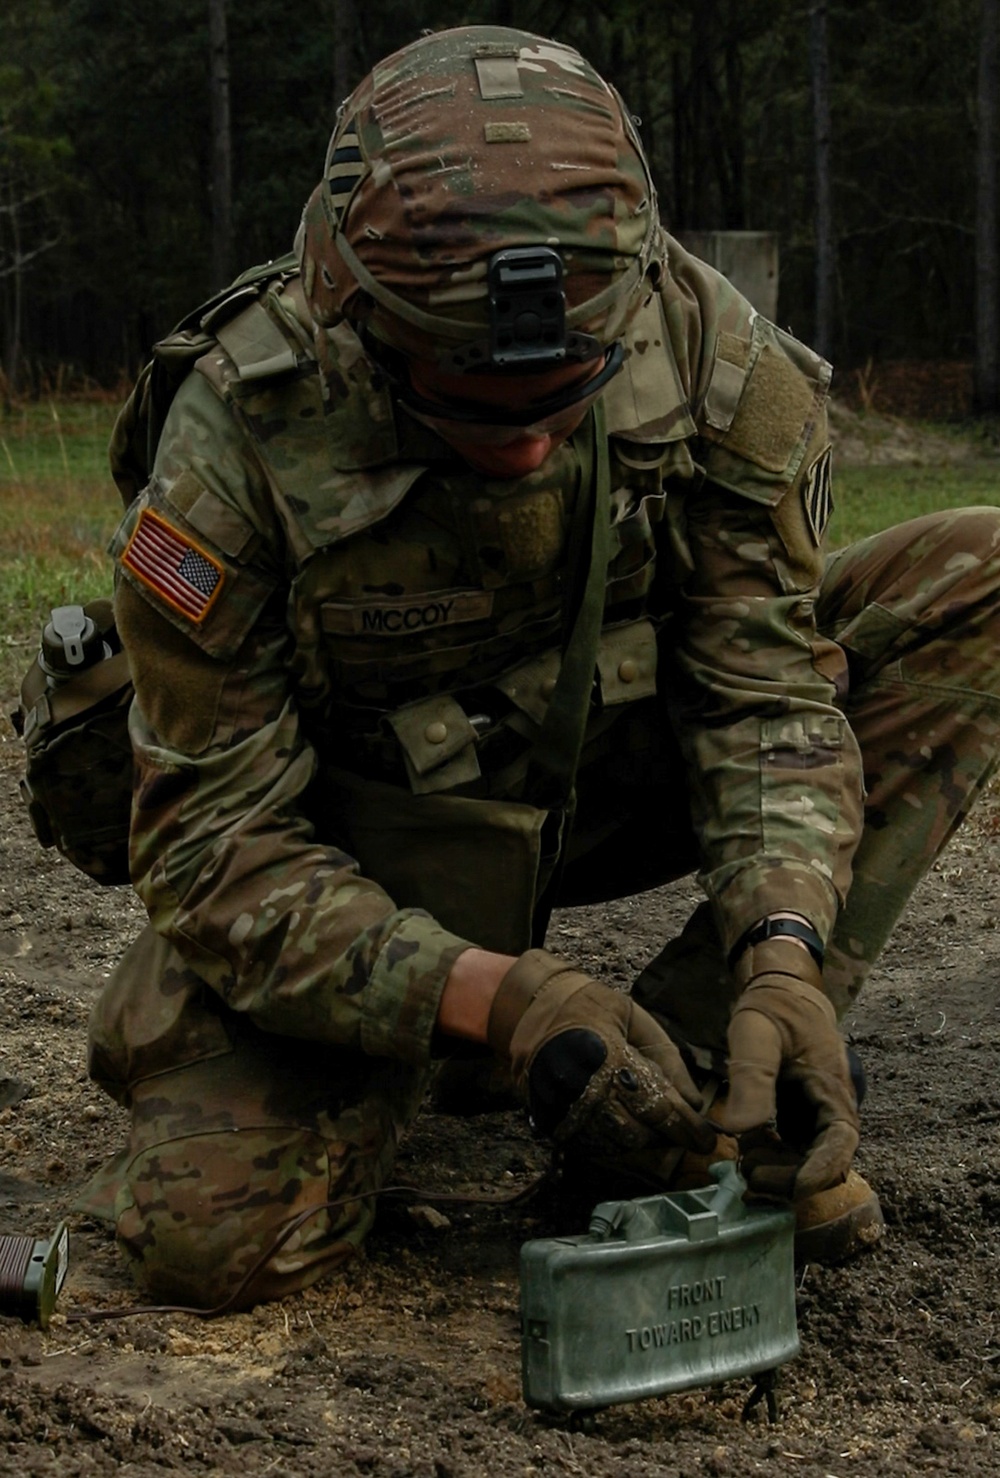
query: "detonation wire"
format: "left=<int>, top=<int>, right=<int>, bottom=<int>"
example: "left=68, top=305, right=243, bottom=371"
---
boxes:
left=64, top=1171, right=551, bottom=1324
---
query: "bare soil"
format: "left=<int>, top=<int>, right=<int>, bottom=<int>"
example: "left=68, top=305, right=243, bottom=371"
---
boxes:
left=826, top=398, right=989, bottom=467
left=3, top=413, right=1000, bottom=1476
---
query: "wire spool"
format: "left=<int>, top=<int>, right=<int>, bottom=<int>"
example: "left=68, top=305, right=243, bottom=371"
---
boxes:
left=0, top=1224, right=69, bottom=1328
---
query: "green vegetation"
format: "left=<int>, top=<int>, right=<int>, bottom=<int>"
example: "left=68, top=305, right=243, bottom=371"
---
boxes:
left=1, top=397, right=998, bottom=702
left=0, top=0, right=989, bottom=389
left=829, top=461, right=1000, bottom=547
left=0, top=397, right=120, bottom=697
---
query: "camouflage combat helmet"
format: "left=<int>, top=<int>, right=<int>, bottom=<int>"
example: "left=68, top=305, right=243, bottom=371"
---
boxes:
left=297, top=26, right=663, bottom=372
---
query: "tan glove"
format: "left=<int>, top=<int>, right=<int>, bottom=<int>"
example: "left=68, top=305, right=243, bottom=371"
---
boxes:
left=487, top=948, right=715, bottom=1160
left=718, top=938, right=860, bottom=1200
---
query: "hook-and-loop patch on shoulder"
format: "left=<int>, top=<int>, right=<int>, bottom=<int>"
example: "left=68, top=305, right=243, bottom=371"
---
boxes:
left=122, top=508, right=225, bottom=623
left=699, top=318, right=832, bottom=508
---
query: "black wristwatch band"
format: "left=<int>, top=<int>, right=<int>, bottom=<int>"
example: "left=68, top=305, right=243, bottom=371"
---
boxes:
left=727, top=917, right=825, bottom=972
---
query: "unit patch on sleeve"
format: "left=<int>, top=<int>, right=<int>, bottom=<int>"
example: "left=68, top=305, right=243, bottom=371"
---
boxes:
left=803, top=445, right=834, bottom=545
left=122, top=508, right=225, bottom=623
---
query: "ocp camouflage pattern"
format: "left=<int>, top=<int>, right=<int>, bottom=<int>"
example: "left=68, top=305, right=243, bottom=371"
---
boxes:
left=298, top=27, right=660, bottom=356
left=633, top=505, right=1000, bottom=1063
left=83, top=30, right=1000, bottom=1302
left=97, top=234, right=852, bottom=1082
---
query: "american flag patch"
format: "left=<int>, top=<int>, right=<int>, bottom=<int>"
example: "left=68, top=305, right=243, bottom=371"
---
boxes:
left=803, top=444, right=834, bottom=545
left=122, top=508, right=224, bottom=623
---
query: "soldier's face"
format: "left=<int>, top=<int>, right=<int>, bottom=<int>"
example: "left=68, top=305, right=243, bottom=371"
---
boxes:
left=405, top=357, right=604, bottom=479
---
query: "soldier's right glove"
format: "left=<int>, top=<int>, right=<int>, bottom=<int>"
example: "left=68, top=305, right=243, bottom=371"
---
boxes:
left=487, top=948, right=715, bottom=1162
left=719, top=939, right=860, bottom=1200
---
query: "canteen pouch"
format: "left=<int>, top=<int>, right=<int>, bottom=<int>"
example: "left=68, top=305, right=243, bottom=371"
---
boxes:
left=12, top=598, right=134, bottom=885
left=318, top=765, right=561, bottom=956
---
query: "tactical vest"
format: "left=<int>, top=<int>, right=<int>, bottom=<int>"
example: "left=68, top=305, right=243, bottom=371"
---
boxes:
left=168, top=274, right=700, bottom=800
left=134, top=250, right=826, bottom=797
left=22, top=244, right=831, bottom=930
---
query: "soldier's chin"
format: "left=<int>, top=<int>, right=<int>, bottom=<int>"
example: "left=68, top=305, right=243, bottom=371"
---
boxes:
left=451, top=434, right=557, bottom=479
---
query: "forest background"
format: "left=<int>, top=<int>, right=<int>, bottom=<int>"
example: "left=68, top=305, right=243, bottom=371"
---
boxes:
left=2, top=0, right=1000, bottom=416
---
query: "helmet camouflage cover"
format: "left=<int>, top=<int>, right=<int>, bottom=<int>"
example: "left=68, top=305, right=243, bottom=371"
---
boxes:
left=297, top=26, right=663, bottom=368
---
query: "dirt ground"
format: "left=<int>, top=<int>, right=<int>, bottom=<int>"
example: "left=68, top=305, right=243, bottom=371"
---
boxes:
left=3, top=416, right=1000, bottom=1476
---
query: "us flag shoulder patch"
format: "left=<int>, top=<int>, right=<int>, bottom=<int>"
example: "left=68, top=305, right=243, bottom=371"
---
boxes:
left=803, top=444, right=833, bottom=544
left=122, top=508, right=224, bottom=623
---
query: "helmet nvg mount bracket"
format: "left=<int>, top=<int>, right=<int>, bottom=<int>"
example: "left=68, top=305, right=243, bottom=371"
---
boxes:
left=486, top=247, right=602, bottom=371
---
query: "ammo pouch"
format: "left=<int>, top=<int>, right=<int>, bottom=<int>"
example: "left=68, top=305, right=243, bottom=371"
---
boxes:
left=12, top=599, right=134, bottom=885
left=320, top=766, right=564, bottom=956
left=317, top=616, right=660, bottom=953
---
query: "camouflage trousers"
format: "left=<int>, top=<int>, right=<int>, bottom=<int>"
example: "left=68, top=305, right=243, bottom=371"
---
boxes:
left=619, top=507, right=1000, bottom=1061
left=86, top=507, right=1000, bottom=1306
left=84, top=922, right=427, bottom=1310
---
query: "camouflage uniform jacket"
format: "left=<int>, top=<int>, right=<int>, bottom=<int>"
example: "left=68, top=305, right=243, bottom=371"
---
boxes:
left=103, top=234, right=861, bottom=1074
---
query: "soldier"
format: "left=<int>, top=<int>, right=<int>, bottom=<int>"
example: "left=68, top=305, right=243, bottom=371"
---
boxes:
left=82, top=26, right=1000, bottom=1308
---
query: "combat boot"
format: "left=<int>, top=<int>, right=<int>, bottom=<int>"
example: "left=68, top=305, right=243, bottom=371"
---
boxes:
left=774, top=1047, right=885, bottom=1262
left=572, top=1124, right=883, bottom=1265
left=560, top=1046, right=884, bottom=1267
left=792, top=1169, right=884, bottom=1264
left=628, top=911, right=884, bottom=1257
left=674, top=1049, right=885, bottom=1264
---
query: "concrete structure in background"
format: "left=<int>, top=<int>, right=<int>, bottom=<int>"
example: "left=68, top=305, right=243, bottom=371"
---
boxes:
left=676, top=232, right=779, bottom=322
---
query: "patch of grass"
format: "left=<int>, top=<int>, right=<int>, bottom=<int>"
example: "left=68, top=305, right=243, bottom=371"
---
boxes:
left=0, top=398, right=121, bottom=702
left=2, top=394, right=998, bottom=703
left=0, top=398, right=115, bottom=486
left=829, top=462, right=1000, bottom=548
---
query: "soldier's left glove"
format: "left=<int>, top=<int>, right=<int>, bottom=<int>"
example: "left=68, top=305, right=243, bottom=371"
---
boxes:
left=718, top=938, right=860, bottom=1200
left=487, top=948, right=716, bottom=1162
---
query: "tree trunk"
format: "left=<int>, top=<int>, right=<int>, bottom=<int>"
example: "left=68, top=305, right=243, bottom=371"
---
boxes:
left=810, top=0, right=835, bottom=361
left=1, top=186, right=24, bottom=394
left=208, top=0, right=233, bottom=290
left=333, top=0, right=360, bottom=106
left=976, top=0, right=1000, bottom=414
